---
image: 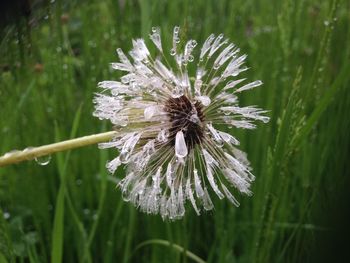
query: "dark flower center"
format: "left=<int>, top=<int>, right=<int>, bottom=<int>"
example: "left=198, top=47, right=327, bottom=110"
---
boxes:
left=165, top=95, right=205, bottom=149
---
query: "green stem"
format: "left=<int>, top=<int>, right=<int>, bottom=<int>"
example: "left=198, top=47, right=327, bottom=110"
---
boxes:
left=0, top=131, right=117, bottom=167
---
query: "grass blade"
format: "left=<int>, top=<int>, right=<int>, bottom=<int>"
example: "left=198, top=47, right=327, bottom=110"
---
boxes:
left=50, top=185, right=65, bottom=263
left=134, top=239, right=206, bottom=263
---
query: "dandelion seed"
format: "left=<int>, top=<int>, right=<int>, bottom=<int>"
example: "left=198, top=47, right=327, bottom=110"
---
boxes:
left=94, top=26, right=269, bottom=220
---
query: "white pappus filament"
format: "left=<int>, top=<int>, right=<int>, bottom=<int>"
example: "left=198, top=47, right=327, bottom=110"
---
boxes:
left=93, top=26, right=269, bottom=220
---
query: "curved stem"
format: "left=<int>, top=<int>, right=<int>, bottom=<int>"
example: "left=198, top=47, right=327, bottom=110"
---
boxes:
left=134, top=239, right=206, bottom=263
left=0, top=131, right=118, bottom=167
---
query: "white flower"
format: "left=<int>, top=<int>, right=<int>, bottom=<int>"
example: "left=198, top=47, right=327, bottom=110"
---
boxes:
left=93, top=26, right=269, bottom=220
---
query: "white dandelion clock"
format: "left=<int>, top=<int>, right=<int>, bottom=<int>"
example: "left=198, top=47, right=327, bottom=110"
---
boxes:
left=93, top=26, right=269, bottom=220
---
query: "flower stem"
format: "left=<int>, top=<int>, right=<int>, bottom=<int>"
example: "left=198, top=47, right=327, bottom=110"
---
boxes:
left=0, top=131, right=118, bottom=167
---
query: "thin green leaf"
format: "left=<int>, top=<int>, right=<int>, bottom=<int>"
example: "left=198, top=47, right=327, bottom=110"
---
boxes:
left=134, top=239, right=206, bottom=263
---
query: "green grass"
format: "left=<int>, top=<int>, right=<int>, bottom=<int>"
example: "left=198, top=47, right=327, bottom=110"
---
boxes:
left=0, top=0, right=349, bottom=262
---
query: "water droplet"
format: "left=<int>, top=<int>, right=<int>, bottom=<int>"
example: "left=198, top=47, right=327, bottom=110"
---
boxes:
left=35, top=155, right=51, bottom=166
left=92, top=213, right=98, bottom=221
left=214, top=139, right=224, bottom=148
left=23, top=146, right=34, bottom=153
left=3, top=212, right=10, bottom=220
left=157, top=129, right=168, bottom=142
left=261, top=117, right=270, bottom=123
left=170, top=48, right=176, bottom=56
left=76, top=179, right=82, bottom=186
left=119, top=117, right=129, bottom=127
left=121, top=75, right=130, bottom=83
left=119, top=150, right=130, bottom=163
left=189, top=114, right=200, bottom=124
left=175, top=131, right=188, bottom=158
left=88, top=40, right=96, bottom=47
left=122, top=189, right=131, bottom=201
left=176, top=156, right=185, bottom=165
left=171, top=86, right=184, bottom=98
left=3, top=150, right=20, bottom=158
left=103, top=33, right=110, bottom=40
left=196, top=95, right=211, bottom=106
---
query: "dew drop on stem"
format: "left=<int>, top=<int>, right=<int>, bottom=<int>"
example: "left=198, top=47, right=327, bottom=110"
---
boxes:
left=35, top=155, right=52, bottom=166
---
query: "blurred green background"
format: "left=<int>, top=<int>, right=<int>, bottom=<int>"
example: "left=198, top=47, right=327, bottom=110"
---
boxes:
left=0, top=0, right=349, bottom=262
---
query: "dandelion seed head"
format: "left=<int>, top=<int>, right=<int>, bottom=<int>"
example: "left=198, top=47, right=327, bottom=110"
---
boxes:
left=94, top=26, right=269, bottom=220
